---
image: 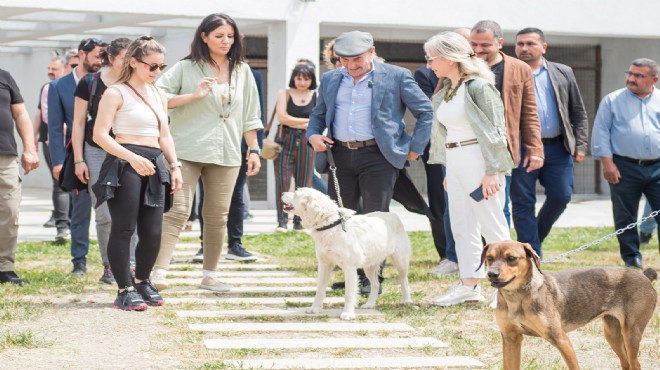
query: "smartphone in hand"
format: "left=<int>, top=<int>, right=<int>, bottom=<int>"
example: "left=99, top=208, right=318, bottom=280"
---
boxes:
left=469, top=185, right=484, bottom=202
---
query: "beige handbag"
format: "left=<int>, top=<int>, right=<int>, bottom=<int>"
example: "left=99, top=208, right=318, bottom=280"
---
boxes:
left=261, top=90, right=289, bottom=160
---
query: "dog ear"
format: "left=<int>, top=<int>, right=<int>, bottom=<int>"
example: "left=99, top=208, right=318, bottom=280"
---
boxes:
left=477, top=243, right=492, bottom=271
left=522, top=242, right=542, bottom=271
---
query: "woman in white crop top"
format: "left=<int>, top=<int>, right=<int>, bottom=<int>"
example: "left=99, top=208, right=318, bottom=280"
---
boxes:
left=93, top=36, right=182, bottom=311
left=424, top=31, right=513, bottom=308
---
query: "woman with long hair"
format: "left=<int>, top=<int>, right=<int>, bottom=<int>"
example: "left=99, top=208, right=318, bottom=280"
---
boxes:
left=151, top=13, right=262, bottom=292
left=274, top=64, right=317, bottom=231
left=424, top=31, right=513, bottom=307
left=71, top=37, right=135, bottom=285
left=93, top=36, right=182, bottom=310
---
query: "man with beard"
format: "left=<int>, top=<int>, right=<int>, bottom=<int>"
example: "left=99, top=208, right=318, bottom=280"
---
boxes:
left=592, top=58, right=660, bottom=269
left=34, top=57, right=69, bottom=238
left=48, top=38, right=107, bottom=275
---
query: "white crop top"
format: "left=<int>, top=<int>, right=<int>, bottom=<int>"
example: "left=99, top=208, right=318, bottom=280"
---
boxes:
left=111, top=83, right=165, bottom=137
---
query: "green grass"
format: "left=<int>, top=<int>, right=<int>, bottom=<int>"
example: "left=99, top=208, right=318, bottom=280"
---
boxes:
left=2, top=227, right=659, bottom=369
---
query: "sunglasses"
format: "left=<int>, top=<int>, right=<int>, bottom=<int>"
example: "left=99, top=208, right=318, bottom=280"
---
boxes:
left=80, top=38, right=107, bottom=52
left=330, top=56, right=340, bottom=65
left=69, top=63, right=79, bottom=69
left=135, top=59, right=167, bottom=72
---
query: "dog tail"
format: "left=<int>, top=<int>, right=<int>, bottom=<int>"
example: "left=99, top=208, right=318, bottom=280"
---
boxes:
left=643, top=268, right=658, bottom=282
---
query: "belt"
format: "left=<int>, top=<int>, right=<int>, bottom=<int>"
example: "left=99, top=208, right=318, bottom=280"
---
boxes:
left=541, top=135, right=563, bottom=145
left=446, top=138, right=478, bottom=149
left=334, top=139, right=377, bottom=149
left=613, top=154, right=660, bottom=166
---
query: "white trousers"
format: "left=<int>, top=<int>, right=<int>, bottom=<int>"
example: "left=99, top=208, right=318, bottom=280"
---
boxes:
left=446, top=144, right=510, bottom=279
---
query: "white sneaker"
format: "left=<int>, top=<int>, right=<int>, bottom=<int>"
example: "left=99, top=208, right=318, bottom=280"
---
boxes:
left=433, top=283, right=485, bottom=306
left=200, top=274, right=231, bottom=292
left=489, top=289, right=499, bottom=309
left=431, top=259, right=459, bottom=276
left=150, top=270, right=169, bottom=291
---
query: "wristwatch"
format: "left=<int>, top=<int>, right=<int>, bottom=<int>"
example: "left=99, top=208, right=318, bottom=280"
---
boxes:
left=170, top=161, right=182, bottom=170
left=248, top=147, right=261, bottom=155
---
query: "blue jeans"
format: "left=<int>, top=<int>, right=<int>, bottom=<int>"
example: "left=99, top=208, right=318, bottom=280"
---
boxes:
left=70, top=188, right=91, bottom=265
left=226, top=153, right=248, bottom=248
left=511, top=141, right=573, bottom=255
left=640, top=199, right=658, bottom=235
left=609, top=156, right=660, bottom=264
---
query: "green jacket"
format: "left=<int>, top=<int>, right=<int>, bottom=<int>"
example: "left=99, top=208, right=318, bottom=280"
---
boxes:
left=428, top=75, right=514, bottom=175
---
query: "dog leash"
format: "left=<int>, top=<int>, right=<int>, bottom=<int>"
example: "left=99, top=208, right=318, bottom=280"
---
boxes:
left=323, top=142, right=346, bottom=232
left=542, top=209, right=659, bottom=264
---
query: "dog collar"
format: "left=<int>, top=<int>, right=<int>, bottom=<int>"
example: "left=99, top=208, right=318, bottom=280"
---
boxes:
left=315, top=214, right=346, bottom=232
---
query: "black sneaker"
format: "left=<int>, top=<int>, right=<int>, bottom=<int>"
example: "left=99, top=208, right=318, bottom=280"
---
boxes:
left=0, top=271, right=28, bottom=286
left=99, top=264, right=115, bottom=284
left=226, top=244, right=258, bottom=261
left=71, top=262, right=86, bottom=276
left=43, top=215, right=56, bottom=228
left=640, top=232, right=653, bottom=245
left=55, top=227, right=70, bottom=242
left=192, top=247, right=203, bottom=263
left=134, top=280, right=164, bottom=306
left=114, top=288, right=148, bottom=311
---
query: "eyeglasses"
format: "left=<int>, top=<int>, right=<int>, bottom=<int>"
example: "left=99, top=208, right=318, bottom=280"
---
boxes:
left=330, top=56, right=340, bottom=65
left=625, top=71, right=654, bottom=79
left=80, top=38, right=107, bottom=52
left=136, top=59, right=167, bottom=72
left=69, top=63, right=78, bottom=69
left=424, top=55, right=439, bottom=62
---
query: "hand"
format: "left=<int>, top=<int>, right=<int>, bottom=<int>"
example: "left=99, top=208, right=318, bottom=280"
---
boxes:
left=192, top=77, right=217, bottom=99
left=75, top=162, right=90, bottom=184
left=170, top=167, right=183, bottom=193
left=481, top=174, right=502, bottom=200
left=246, top=152, right=261, bottom=176
left=21, top=150, right=39, bottom=175
left=309, top=135, right=334, bottom=152
left=601, top=158, right=620, bottom=184
left=574, top=151, right=586, bottom=164
left=52, top=164, right=63, bottom=180
left=523, top=154, right=544, bottom=172
left=128, top=154, right=156, bottom=177
left=406, top=151, right=420, bottom=161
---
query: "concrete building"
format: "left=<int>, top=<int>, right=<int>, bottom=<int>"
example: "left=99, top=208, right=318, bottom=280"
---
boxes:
left=2, top=0, right=658, bottom=206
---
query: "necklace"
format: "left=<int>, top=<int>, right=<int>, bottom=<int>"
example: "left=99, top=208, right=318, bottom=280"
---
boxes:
left=219, top=68, right=232, bottom=122
left=443, top=78, right=464, bottom=102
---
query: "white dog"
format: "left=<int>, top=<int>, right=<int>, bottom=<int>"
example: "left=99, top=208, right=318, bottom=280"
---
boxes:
left=281, top=187, right=412, bottom=320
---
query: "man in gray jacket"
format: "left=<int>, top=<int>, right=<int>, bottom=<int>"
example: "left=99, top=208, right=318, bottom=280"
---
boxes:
left=512, top=27, right=588, bottom=255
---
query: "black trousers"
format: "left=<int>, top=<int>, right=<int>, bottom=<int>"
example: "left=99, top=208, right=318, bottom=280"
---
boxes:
left=106, top=146, right=164, bottom=289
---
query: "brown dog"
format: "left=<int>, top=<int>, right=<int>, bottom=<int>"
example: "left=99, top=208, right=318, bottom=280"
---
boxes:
left=480, top=241, right=657, bottom=370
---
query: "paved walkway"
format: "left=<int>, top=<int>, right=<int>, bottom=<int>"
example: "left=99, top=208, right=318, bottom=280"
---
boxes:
left=18, top=186, right=616, bottom=242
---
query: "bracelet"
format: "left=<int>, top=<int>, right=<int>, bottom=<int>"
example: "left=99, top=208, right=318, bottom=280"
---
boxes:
left=170, top=161, right=182, bottom=170
left=74, top=160, right=85, bottom=165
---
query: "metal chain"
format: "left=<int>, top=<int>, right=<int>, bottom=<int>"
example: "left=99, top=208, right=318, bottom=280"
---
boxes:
left=329, top=164, right=343, bottom=208
left=542, top=209, right=659, bottom=264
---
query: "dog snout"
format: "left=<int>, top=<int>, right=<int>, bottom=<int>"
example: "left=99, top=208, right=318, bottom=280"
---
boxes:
left=487, top=270, right=500, bottom=281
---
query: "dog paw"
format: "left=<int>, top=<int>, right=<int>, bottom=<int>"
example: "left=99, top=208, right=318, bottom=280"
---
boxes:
left=306, top=306, right=321, bottom=314
left=340, top=311, right=356, bottom=320
left=360, top=302, right=376, bottom=309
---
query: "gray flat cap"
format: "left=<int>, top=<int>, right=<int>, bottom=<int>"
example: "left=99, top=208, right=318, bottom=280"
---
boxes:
left=334, top=31, right=374, bottom=57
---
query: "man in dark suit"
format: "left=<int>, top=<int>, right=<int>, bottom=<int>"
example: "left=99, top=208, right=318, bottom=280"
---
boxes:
left=48, top=37, right=106, bottom=275
left=512, top=27, right=588, bottom=255
left=308, top=31, right=432, bottom=292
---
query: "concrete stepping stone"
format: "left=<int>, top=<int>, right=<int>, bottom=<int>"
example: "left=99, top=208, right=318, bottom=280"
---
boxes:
left=176, top=308, right=382, bottom=318
left=170, top=257, right=268, bottom=264
left=165, top=286, right=325, bottom=294
left=166, top=296, right=343, bottom=305
left=205, top=337, right=447, bottom=349
left=166, top=270, right=296, bottom=278
left=226, top=356, right=485, bottom=369
left=166, top=277, right=315, bottom=285
left=168, top=263, right=280, bottom=270
left=189, top=322, right=414, bottom=332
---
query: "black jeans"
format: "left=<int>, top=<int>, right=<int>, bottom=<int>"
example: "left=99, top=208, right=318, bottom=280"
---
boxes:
left=106, top=146, right=164, bottom=289
left=227, top=152, right=248, bottom=247
left=422, top=143, right=447, bottom=259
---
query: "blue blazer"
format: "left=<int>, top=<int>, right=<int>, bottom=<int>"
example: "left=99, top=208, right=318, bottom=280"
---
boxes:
left=48, top=72, right=77, bottom=166
left=307, top=60, right=433, bottom=169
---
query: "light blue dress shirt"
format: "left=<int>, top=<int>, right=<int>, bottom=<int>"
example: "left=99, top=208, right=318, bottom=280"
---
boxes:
left=533, top=60, right=562, bottom=139
left=592, top=87, right=660, bottom=160
left=332, top=66, right=375, bottom=141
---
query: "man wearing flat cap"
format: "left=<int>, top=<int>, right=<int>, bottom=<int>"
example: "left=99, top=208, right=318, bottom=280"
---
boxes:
left=308, top=30, right=433, bottom=292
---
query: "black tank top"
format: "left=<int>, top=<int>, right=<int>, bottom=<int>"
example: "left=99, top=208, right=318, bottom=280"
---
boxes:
left=286, top=92, right=316, bottom=119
